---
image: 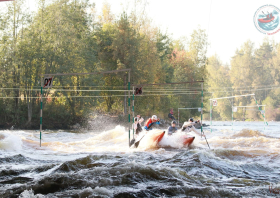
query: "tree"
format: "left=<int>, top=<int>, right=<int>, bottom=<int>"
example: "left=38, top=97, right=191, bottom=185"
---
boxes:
left=207, top=55, right=232, bottom=120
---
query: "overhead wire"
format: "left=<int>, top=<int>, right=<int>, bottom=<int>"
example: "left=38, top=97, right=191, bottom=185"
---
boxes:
left=0, top=92, right=204, bottom=99
left=1, top=84, right=280, bottom=90
left=0, top=86, right=279, bottom=94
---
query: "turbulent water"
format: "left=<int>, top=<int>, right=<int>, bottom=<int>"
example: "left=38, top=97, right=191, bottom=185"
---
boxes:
left=1, top=122, right=280, bottom=198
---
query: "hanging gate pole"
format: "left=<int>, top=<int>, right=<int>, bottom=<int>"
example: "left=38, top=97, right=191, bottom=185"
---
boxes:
left=178, top=108, right=179, bottom=127
left=128, top=71, right=131, bottom=146
left=132, top=86, right=135, bottom=139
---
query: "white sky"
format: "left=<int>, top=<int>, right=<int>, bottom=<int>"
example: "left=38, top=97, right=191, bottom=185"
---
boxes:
left=2, top=0, right=280, bottom=64
left=94, top=0, right=280, bottom=64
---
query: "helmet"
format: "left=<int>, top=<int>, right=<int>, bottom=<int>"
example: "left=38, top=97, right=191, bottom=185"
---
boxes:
left=171, top=120, right=176, bottom=125
left=189, top=118, right=194, bottom=122
left=152, top=115, right=157, bottom=120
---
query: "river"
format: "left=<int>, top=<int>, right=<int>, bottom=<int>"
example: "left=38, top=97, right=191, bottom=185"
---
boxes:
left=0, top=121, right=280, bottom=197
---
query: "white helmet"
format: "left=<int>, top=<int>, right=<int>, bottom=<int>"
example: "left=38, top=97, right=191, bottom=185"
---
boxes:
left=152, top=115, right=157, bottom=120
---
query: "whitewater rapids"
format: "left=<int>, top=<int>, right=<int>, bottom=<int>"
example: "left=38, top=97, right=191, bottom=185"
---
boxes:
left=0, top=121, right=280, bottom=197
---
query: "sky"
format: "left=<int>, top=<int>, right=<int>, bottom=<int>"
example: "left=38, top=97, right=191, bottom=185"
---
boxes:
left=93, top=0, right=280, bottom=64
left=2, top=0, right=280, bottom=64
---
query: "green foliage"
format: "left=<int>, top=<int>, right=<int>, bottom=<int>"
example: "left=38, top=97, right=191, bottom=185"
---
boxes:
left=207, top=55, right=232, bottom=120
left=207, top=39, right=280, bottom=121
left=4, top=0, right=280, bottom=130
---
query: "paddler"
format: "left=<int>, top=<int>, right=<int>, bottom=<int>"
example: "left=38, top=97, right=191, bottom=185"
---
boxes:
left=144, top=115, right=160, bottom=131
left=168, top=108, right=175, bottom=120
left=181, top=118, right=205, bottom=137
left=133, top=115, right=144, bottom=136
left=167, top=120, right=178, bottom=135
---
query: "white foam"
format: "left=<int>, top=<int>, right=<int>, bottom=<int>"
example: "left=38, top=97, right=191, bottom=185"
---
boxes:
left=19, top=189, right=45, bottom=198
left=157, top=131, right=201, bottom=149
left=1, top=123, right=279, bottom=155
left=93, top=186, right=113, bottom=196
left=0, top=131, right=22, bottom=151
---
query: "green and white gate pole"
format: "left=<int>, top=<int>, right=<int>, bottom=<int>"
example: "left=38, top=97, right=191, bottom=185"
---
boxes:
left=132, top=86, right=135, bottom=139
left=128, top=71, right=131, bottom=146
left=178, top=108, right=180, bottom=127
left=40, top=78, right=43, bottom=147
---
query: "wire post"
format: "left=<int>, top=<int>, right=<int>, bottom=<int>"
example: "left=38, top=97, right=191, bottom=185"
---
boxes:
left=40, top=78, right=43, bottom=147
left=178, top=108, right=179, bottom=127
left=128, top=71, right=131, bottom=146
left=132, top=86, right=135, bottom=138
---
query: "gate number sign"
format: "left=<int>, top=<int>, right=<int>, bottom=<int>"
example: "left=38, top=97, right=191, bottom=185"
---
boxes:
left=43, top=77, right=53, bottom=88
left=135, top=87, right=143, bottom=95
left=212, top=100, right=218, bottom=106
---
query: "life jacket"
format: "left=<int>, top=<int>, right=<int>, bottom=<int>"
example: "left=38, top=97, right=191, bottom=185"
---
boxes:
left=145, top=118, right=155, bottom=129
left=168, top=126, right=177, bottom=135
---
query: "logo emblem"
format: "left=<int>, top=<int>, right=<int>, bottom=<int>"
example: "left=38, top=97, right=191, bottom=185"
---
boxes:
left=254, top=5, right=280, bottom=35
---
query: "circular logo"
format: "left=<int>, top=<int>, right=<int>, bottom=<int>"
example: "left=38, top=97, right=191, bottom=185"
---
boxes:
left=254, top=5, right=280, bottom=35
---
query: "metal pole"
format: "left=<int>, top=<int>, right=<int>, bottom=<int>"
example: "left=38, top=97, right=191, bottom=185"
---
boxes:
left=40, top=78, right=43, bottom=147
left=132, top=86, right=135, bottom=138
left=178, top=108, right=179, bottom=127
left=128, top=71, right=131, bottom=146
left=178, top=96, right=180, bottom=127
left=210, top=99, right=212, bottom=133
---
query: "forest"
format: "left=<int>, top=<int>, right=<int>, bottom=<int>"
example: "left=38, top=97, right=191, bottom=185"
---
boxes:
left=0, top=0, right=280, bottom=129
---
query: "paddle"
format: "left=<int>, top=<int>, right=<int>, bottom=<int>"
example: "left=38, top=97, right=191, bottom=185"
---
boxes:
left=129, top=138, right=135, bottom=147
left=133, top=134, right=146, bottom=148
left=201, top=130, right=211, bottom=149
left=262, top=11, right=272, bottom=19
